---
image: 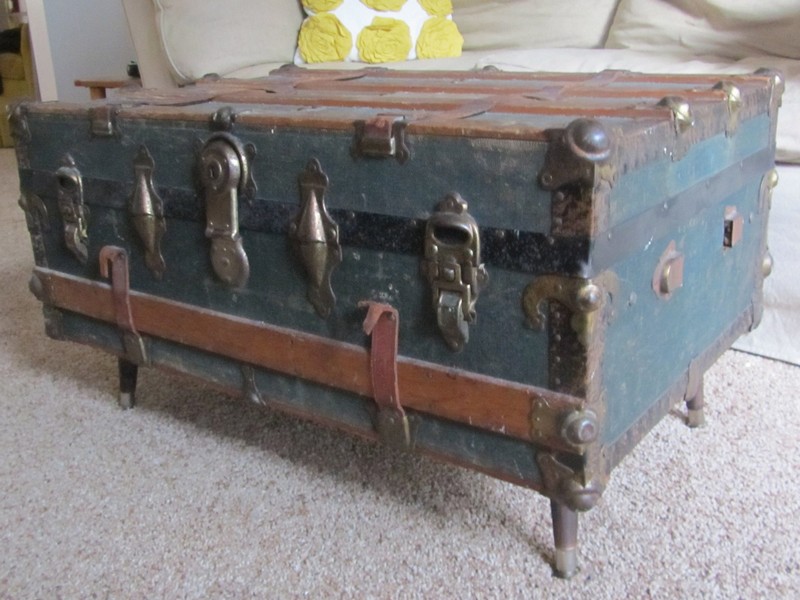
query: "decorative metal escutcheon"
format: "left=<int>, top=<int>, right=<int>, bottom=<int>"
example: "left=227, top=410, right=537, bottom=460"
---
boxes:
left=198, top=132, right=256, bottom=288
left=289, top=158, right=341, bottom=318
left=421, top=193, right=488, bottom=352
left=55, top=154, right=89, bottom=265
left=129, top=145, right=167, bottom=279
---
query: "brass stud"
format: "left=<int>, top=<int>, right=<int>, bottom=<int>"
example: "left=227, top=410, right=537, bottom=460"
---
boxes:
left=658, top=96, right=694, bottom=134
left=762, top=250, right=774, bottom=278
left=766, top=168, right=779, bottom=190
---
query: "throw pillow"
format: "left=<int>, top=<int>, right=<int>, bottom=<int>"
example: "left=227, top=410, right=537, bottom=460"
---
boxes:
left=296, top=0, right=463, bottom=64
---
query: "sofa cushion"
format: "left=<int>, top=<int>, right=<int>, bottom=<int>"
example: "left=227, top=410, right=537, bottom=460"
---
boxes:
left=154, top=0, right=303, bottom=84
left=452, top=0, right=621, bottom=51
left=474, top=48, right=800, bottom=164
left=606, top=0, right=800, bottom=60
left=295, top=0, right=463, bottom=64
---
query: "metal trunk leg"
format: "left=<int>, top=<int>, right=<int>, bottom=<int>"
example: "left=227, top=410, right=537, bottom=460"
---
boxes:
left=118, top=358, right=138, bottom=410
left=550, top=499, right=579, bottom=578
left=686, top=375, right=706, bottom=428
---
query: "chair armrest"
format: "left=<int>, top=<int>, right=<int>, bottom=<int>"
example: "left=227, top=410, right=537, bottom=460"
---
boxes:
left=121, top=0, right=176, bottom=89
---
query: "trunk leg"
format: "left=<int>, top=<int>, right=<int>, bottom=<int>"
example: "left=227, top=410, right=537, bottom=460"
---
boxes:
left=686, top=375, right=705, bottom=428
left=550, top=499, right=579, bottom=579
left=118, top=358, right=138, bottom=410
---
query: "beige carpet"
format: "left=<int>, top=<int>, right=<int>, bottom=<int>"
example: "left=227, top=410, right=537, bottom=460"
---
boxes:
left=1, top=147, right=799, bottom=599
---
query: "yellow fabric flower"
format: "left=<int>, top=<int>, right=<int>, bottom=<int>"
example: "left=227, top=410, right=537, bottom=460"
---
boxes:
left=298, top=13, right=353, bottom=63
left=357, top=17, right=412, bottom=63
left=416, top=17, right=462, bottom=59
left=360, top=0, right=407, bottom=11
left=418, top=0, right=452, bottom=17
left=302, top=0, right=344, bottom=12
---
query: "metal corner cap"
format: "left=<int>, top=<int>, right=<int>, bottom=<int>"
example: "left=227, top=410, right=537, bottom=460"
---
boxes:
left=564, top=118, right=613, bottom=163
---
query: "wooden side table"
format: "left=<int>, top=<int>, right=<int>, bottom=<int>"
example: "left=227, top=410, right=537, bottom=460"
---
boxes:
left=74, top=77, right=141, bottom=100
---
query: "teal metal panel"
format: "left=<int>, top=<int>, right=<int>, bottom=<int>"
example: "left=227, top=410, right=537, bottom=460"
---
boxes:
left=601, top=179, right=765, bottom=444
left=608, top=115, right=771, bottom=229
left=25, top=113, right=553, bottom=233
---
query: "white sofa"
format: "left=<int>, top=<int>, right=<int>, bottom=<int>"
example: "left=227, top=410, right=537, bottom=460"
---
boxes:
left=122, top=0, right=800, bottom=365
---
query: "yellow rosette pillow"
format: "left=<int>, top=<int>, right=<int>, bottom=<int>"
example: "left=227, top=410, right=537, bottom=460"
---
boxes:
left=296, top=0, right=463, bottom=64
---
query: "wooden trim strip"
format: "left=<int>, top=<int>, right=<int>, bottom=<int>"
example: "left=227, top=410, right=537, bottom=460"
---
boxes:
left=263, top=67, right=755, bottom=87
left=36, top=267, right=582, bottom=447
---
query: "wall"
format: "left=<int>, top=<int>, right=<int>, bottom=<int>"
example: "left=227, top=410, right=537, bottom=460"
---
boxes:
left=27, top=0, right=136, bottom=101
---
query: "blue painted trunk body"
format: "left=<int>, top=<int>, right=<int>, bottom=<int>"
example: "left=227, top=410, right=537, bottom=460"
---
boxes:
left=14, top=69, right=781, bottom=528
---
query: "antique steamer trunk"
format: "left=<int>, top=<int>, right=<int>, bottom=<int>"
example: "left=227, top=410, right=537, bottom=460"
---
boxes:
left=13, top=67, right=783, bottom=577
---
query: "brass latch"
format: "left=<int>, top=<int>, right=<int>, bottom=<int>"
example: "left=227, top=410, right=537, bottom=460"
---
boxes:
left=56, top=154, right=89, bottom=265
left=421, top=193, right=488, bottom=352
left=99, top=246, right=148, bottom=366
left=289, top=159, right=342, bottom=318
left=129, top=145, right=166, bottom=279
left=198, top=133, right=255, bottom=288
left=352, top=116, right=410, bottom=163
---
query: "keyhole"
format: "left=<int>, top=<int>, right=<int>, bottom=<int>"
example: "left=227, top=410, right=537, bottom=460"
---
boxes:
left=207, top=161, right=222, bottom=181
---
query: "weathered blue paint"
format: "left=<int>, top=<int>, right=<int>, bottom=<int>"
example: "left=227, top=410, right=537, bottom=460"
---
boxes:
left=608, top=115, right=772, bottom=228
left=602, top=178, right=765, bottom=444
left=25, top=113, right=554, bottom=233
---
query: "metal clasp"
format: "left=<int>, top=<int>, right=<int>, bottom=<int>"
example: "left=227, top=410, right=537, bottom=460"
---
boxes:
left=56, top=154, right=89, bottom=265
left=99, top=246, right=148, bottom=365
left=421, top=193, right=488, bottom=352
left=353, top=116, right=410, bottom=163
left=198, top=133, right=255, bottom=288
left=289, top=159, right=342, bottom=318
left=130, top=145, right=167, bottom=279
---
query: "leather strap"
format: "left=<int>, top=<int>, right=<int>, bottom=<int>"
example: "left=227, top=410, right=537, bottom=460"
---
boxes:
left=360, top=300, right=403, bottom=415
left=99, top=245, right=137, bottom=334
